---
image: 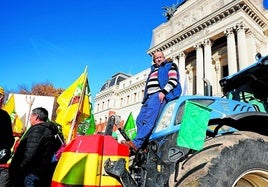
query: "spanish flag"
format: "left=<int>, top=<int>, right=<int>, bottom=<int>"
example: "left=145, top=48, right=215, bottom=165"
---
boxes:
left=51, top=134, right=129, bottom=187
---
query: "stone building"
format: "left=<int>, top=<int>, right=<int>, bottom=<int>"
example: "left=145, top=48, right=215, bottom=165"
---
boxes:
left=94, top=0, right=268, bottom=133
left=94, top=70, right=150, bottom=132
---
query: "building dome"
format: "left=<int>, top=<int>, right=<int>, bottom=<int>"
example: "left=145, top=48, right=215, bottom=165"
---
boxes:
left=100, top=72, right=131, bottom=92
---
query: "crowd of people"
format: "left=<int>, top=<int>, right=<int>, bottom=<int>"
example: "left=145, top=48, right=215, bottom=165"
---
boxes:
left=0, top=51, right=182, bottom=186
left=0, top=88, right=62, bottom=187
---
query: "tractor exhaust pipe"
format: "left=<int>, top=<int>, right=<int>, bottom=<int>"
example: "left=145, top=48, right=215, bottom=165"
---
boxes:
left=203, top=78, right=212, bottom=96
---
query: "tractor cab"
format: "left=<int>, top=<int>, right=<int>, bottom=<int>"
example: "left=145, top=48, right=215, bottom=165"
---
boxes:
left=219, top=53, right=268, bottom=112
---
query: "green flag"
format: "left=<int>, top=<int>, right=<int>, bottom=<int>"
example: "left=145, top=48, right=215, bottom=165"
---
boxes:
left=124, top=112, right=137, bottom=140
left=177, top=100, right=211, bottom=151
left=84, top=112, right=96, bottom=135
left=77, top=85, right=96, bottom=136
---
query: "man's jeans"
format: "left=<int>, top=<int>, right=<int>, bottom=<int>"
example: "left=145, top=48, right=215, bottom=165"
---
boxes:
left=133, top=92, right=166, bottom=148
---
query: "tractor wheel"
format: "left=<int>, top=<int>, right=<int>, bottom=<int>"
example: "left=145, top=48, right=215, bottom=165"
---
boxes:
left=174, top=131, right=268, bottom=187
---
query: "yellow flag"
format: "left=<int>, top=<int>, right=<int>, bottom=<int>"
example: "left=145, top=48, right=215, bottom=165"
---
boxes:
left=56, top=70, right=90, bottom=142
left=2, top=94, right=24, bottom=135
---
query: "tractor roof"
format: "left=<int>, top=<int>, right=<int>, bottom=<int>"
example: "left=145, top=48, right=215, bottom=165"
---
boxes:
left=219, top=54, right=268, bottom=100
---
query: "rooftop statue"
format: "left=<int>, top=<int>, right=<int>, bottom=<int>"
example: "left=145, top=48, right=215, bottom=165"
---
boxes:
left=162, top=0, right=186, bottom=21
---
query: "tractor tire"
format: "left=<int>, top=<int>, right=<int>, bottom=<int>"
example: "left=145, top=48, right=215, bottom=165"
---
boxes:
left=174, top=131, right=268, bottom=187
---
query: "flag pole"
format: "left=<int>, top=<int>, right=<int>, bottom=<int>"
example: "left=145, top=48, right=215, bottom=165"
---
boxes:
left=25, top=96, right=35, bottom=130
left=66, top=66, right=88, bottom=143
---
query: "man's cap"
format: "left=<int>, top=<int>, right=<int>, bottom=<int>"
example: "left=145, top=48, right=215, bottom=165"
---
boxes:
left=0, top=87, right=4, bottom=95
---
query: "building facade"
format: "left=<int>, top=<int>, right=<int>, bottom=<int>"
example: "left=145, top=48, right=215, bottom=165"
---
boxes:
left=94, top=0, right=268, bottom=132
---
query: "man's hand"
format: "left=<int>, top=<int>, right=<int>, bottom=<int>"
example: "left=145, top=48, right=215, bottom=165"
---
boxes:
left=159, top=92, right=165, bottom=103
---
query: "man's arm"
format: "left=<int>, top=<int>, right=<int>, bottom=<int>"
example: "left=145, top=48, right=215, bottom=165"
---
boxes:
left=162, top=63, right=179, bottom=94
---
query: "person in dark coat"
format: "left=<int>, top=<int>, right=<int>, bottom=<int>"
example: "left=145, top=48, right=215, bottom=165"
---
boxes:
left=0, top=87, right=15, bottom=187
left=9, top=107, right=60, bottom=187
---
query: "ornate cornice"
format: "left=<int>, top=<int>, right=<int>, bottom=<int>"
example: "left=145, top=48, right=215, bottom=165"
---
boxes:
left=148, top=0, right=267, bottom=55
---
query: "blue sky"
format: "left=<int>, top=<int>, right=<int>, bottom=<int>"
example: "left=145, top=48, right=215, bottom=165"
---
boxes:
left=0, top=0, right=178, bottom=98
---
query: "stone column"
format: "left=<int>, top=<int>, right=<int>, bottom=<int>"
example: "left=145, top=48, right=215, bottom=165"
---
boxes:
left=178, top=52, right=186, bottom=95
left=236, top=22, right=249, bottom=70
left=203, top=39, right=214, bottom=95
left=194, top=42, right=204, bottom=95
left=212, top=54, right=222, bottom=96
left=186, top=65, right=194, bottom=95
left=172, top=53, right=179, bottom=67
left=224, top=27, right=237, bottom=75
left=247, top=30, right=257, bottom=64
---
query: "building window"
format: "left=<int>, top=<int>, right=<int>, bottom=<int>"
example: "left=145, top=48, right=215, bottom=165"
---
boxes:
left=107, top=99, right=110, bottom=108
left=120, top=98, right=123, bottom=107
left=134, top=92, right=137, bottom=102
left=141, top=90, right=144, bottom=100
left=127, top=95, right=130, bottom=105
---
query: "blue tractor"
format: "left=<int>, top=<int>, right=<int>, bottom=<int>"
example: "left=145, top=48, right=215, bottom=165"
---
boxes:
left=105, top=53, right=268, bottom=187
